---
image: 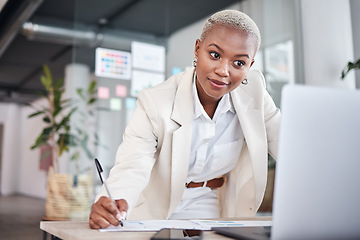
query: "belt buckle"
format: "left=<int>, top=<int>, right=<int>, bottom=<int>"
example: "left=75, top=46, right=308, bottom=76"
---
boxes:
left=202, top=180, right=207, bottom=188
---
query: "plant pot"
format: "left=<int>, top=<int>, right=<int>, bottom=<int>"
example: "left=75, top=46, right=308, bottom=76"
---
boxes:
left=45, top=167, right=93, bottom=220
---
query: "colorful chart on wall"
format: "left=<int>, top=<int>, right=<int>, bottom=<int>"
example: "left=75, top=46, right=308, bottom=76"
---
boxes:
left=95, top=47, right=131, bottom=80
left=131, top=70, right=165, bottom=97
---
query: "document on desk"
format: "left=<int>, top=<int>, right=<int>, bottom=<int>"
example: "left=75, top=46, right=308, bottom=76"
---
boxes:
left=99, top=220, right=272, bottom=232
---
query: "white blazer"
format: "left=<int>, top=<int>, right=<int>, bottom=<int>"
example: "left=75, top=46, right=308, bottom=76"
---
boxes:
left=97, top=67, right=280, bottom=220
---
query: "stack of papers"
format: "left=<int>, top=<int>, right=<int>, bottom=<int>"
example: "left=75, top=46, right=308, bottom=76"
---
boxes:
left=100, top=220, right=272, bottom=232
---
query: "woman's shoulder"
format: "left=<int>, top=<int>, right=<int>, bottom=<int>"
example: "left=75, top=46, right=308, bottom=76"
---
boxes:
left=231, top=69, right=268, bottom=101
left=241, top=69, right=266, bottom=93
left=247, top=69, right=266, bottom=87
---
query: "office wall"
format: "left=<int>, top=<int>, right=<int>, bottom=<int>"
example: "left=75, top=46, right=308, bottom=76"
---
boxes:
left=300, top=0, right=355, bottom=88
left=165, top=18, right=203, bottom=77
left=0, top=103, right=20, bottom=195
left=350, top=0, right=360, bottom=88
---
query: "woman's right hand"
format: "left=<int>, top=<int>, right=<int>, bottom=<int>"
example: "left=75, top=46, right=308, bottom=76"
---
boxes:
left=89, top=196, right=128, bottom=229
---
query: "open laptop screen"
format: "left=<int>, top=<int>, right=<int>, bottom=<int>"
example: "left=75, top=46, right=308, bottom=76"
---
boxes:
left=272, top=85, right=360, bottom=240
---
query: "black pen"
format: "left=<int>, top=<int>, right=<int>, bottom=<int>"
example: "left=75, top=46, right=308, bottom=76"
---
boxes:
left=95, top=158, right=125, bottom=227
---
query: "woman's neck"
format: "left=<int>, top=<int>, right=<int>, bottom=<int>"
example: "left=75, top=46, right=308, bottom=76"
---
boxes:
left=195, top=78, right=222, bottom=119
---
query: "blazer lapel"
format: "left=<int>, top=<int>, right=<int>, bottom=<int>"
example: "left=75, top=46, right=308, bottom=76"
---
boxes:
left=167, top=69, right=195, bottom=217
left=231, top=85, right=268, bottom=206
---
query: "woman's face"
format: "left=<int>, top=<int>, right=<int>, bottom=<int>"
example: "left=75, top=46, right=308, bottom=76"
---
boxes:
left=194, top=25, right=257, bottom=104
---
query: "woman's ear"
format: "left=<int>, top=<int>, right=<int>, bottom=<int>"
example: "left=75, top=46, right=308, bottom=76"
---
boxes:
left=194, top=39, right=201, bottom=57
left=250, top=59, right=255, bottom=68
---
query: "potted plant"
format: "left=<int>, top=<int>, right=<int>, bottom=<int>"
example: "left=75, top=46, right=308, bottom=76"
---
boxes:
left=28, top=65, right=97, bottom=220
left=28, top=65, right=76, bottom=172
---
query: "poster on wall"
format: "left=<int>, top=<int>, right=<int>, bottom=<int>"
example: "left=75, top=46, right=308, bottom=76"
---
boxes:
left=131, top=70, right=165, bottom=97
left=131, top=41, right=165, bottom=72
left=95, top=47, right=131, bottom=80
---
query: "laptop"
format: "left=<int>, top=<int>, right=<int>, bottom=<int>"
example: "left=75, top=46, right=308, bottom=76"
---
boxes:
left=214, top=84, right=360, bottom=240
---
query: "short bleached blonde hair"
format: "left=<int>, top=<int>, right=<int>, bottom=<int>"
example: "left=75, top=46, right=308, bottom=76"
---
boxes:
left=199, top=9, right=261, bottom=52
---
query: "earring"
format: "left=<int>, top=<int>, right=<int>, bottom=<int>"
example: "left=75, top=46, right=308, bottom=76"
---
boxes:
left=192, top=57, right=197, bottom=67
left=242, top=78, right=248, bottom=85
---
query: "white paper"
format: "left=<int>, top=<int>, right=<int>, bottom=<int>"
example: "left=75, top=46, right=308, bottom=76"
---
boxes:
left=99, top=220, right=206, bottom=232
left=99, top=220, right=272, bottom=232
left=192, top=220, right=272, bottom=228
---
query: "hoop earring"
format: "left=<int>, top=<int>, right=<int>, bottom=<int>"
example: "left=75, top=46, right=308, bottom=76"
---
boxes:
left=192, top=57, right=197, bottom=67
left=242, top=78, right=248, bottom=85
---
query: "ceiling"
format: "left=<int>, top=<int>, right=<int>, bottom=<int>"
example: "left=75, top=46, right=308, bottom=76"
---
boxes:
left=0, top=0, right=239, bottom=104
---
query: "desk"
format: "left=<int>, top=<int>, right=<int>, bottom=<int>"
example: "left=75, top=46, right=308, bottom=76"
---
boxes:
left=40, top=216, right=271, bottom=240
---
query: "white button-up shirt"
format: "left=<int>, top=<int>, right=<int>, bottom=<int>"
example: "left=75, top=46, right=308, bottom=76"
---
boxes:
left=170, top=73, right=245, bottom=219
left=187, top=75, right=245, bottom=183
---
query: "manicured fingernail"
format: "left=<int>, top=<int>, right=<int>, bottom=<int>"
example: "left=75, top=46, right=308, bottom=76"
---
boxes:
left=116, top=213, right=122, bottom=221
left=120, top=211, right=127, bottom=219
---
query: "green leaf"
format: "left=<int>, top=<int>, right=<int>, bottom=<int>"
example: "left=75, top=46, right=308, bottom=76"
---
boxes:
left=58, top=134, right=77, bottom=156
left=40, top=75, right=51, bottom=91
left=43, top=64, right=52, bottom=80
left=43, top=116, right=51, bottom=123
left=42, top=126, right=54, bottom=136
left=41, top=65, right=53, bottom=91
left=76, top=89, right=85, bottom=100
left=28, top=111, right=45, bottom=118
left=61, top=98, right=71, bottom=105
left=56, top=107, right=76, bottom=132
left=58, top=135, right=67, bottom=156
left=88, top=97, right=96, bottom=105
left=53, top=89, right=62, bottom=104
left=53, top=77, right=64, bottom=90
left=53, top=106, right=62, bottom=118
left=88, top=80, right=96, bottom=93
left=31, top=128, right=53, bottom=149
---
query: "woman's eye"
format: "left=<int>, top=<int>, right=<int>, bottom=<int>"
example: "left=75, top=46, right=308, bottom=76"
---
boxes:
left=234, top=60, right=245, bottom=67
left=210, top=52, right=220, bottom=59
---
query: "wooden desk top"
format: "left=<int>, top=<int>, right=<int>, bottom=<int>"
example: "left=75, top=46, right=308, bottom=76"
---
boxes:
left=40, top=216, right=272, bottom=240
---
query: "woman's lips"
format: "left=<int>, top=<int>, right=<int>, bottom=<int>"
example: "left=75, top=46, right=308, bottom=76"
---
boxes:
left=209, top=78, right=230, bottom=88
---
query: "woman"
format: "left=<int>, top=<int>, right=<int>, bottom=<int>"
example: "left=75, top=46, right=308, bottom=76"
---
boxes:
left=89, top=9, right=280, bottom=229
